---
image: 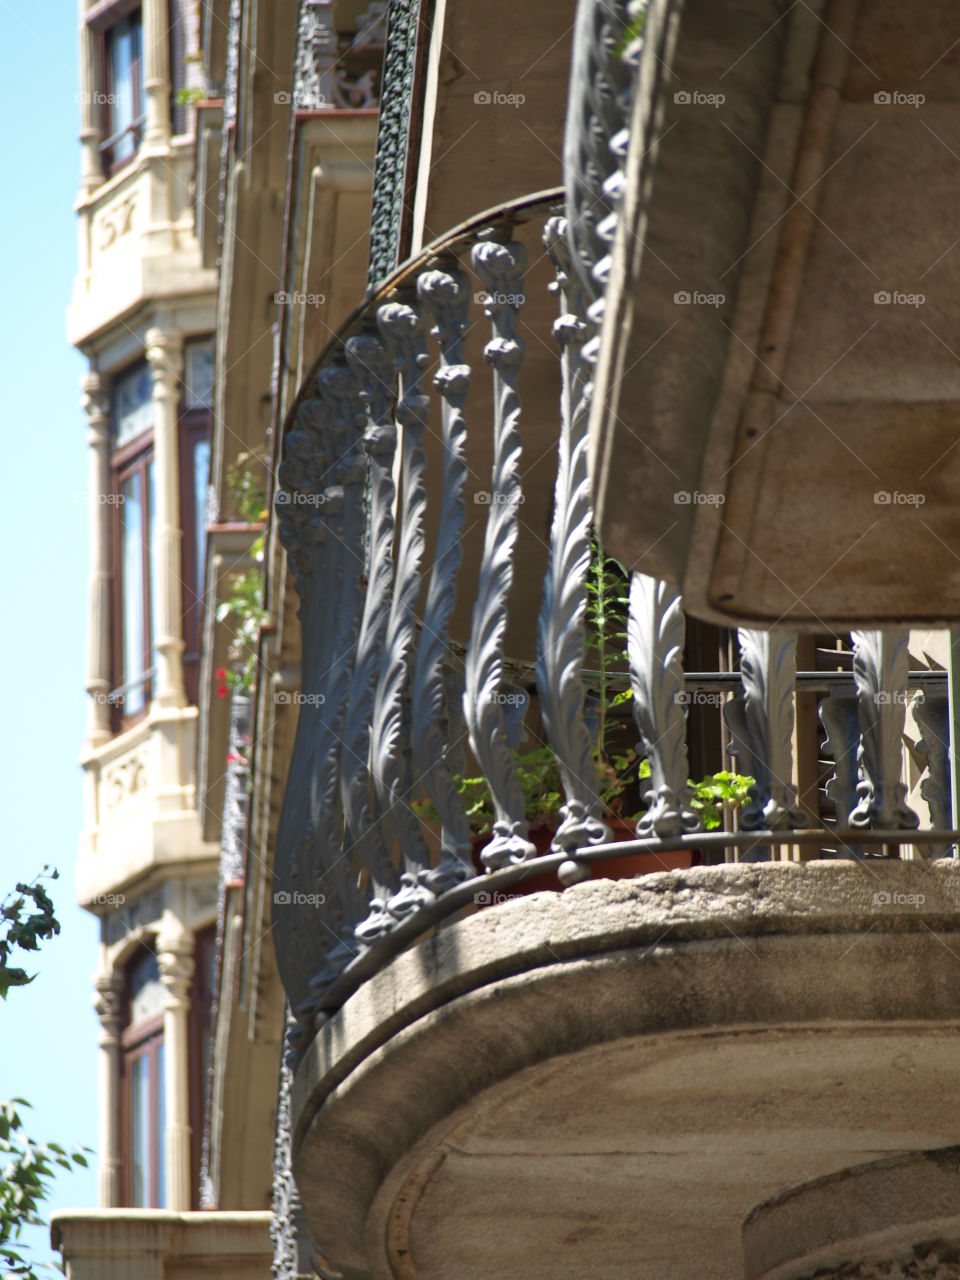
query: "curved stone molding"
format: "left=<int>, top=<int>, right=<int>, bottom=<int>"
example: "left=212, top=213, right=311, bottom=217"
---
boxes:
left=537, top=215, right=610, bottom=875
left=733, top=628, right=807, bottom=831
left=464, top=234, right=536, bottom=870
left=370, top=298, right=434, bottom=919
left=627, top=573, right=697, bottom=836
left=743, top=1146, right=960, bottom=1280
left=850, top=630, right=919, bottom=832
left=411, top=260, right=474, bottom=891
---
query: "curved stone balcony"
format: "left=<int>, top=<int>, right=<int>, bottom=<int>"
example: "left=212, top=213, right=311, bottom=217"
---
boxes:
left=289, top=860, right=960, bottom=1279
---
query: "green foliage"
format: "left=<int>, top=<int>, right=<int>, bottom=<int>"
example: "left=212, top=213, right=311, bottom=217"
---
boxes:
left=688, top=771, right=755, bottom=831
left=174, top=87, right=206, bottom=107
left=216, top=456, right=270, bottom=693
left=0, top=871, right=90, bottom=1278
left=0, top=871, right=60, bottom=1002
left=615, top=4, right=647, bottom=58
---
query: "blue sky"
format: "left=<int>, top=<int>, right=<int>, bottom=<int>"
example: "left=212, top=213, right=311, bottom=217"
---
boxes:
left=0, top=0, right=101, bottom=1266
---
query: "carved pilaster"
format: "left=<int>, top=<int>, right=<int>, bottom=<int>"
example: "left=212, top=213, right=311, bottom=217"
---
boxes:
left=850, top=630, right=919, bottom=834
left=157, top=927, right=194, bottom=1211
left=628, top=574, right=698, bottom=837
left=464, top=233, right=536, bottom=870
left=82, top=372, right=113, bottom=746
left=78, top=15, right=102, bottom=194
left=93, top=971, right=123, bottom=1207
left=145, top=329, right=186, bottom=710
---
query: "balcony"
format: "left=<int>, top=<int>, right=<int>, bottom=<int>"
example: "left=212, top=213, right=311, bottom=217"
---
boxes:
left=268, top=177, right=960, bottom=1276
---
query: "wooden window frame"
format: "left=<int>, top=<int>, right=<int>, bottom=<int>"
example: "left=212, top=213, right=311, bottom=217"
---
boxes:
left=110, top=428, right=155, bottom=732
left=96, top=4, right=146, bottom=177
left=120, top=1009, right=164, bottom=1208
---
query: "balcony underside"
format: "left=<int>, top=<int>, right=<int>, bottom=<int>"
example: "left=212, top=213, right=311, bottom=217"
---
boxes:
left=591, top=0, right=960, bottom=627
left=291, top=861, right=960, bottom=1279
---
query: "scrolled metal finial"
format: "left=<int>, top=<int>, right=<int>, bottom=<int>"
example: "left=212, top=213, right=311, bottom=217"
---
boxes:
left=850, top=629, right=919, bottom=834
left=913, top=689, right=952, bottom=858
left=465, top=232, right=536, bottom=870
left=537, top=213, right=609, bottom=867
left=628, top=573, right=698, bottom=837
left=818, top=691, right=863, bottom=859
left=736, top=628, right=808, bottom=831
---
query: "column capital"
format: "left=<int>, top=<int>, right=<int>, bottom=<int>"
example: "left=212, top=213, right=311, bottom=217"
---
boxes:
left=145, top=328, right=185, bottom=388
left=157, top=930, right=195, bottom=1008
left=93, top=971, right=124, bottom=1044
left=80, top=372, right=110, bottom=436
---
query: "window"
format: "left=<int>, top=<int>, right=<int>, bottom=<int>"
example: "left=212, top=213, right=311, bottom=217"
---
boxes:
left=100, top=8, right=145, bottom=173
left=108, top=341, right=212, bottom=725
left=180, top=340, right=213, bottom=705
left=121, top=948, right=165, bottom=1208
left=111, top=362, right=155, bottom=723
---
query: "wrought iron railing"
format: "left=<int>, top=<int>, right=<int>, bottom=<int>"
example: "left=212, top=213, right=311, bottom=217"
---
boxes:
left=269, top=185, right=956, bottom=1064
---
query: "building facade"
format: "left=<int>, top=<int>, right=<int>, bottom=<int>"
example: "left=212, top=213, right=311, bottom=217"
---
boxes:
left=55, top=1, right=960, bottom=1277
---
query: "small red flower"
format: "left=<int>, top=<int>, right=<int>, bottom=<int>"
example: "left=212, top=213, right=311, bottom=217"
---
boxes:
left=217, top=683, right=228, bottom=698
left=215, top=667, right=227, bottom=679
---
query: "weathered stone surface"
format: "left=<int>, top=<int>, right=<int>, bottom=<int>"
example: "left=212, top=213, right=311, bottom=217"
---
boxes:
left=291, top=862, right=960, bottom=1279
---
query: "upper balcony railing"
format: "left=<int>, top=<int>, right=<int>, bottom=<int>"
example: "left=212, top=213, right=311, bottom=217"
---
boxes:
left=270, top=183, right=958, bottom=1064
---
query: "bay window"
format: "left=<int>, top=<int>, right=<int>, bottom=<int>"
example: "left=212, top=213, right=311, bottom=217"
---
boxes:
left=122, top=947, right=165, bottom=1208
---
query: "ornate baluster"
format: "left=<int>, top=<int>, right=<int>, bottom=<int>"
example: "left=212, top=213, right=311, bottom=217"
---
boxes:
left=371, top=297, right=435, bottom=919
left=537, top=215, right=609, bottom=884
left=727, top=629, right=807, bottom=833
left=850, top=630, right=919, bottom=836
left=628, top=574, right=698, bottom=836
left=294, top=0, right=338, bottom=110
left=818, top=690, right=863, bottom=859
left=338, top=331, right=403, bottom=948
left=464, top=231, right=536, bottom=871
left=273, top=359, right=368, bottom=1039
left=912, top=688, right=951, bottom=858
left=411, top=258, right=474, bottom=892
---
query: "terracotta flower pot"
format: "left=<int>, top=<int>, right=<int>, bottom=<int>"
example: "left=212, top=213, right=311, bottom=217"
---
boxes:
left=470, top=817, right=694, bottom=906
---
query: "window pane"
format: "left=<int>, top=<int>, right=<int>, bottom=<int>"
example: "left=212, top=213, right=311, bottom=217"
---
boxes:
left=194, top=439, right=210, bottom=596
left=155, top=1041, right=166, bottom=1209
left=148, top=460, right=158, bottom=678
left=128, top=951, right=163, bottom=1024
left=184, top=341, right=214, bottom=410
left=108, top=17, right=136, bottom=162
left=121, top=472, right=145, bottom=714
left=131, top=1054, right=150, bottom=1207
left=114, top=364, right=153, bottom=448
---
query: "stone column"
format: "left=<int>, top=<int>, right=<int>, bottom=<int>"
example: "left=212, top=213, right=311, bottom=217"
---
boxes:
left=93, top=972, right=124, bottom=1207
left=78, top=5, right=102, bottom=195
left=145, top=329, right=186, bottom=710
left=82, top=372, right=113, bottom=747
left=142, top=0, right=172, bottom=150
left=157, top=925, right=194, bottom=1211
